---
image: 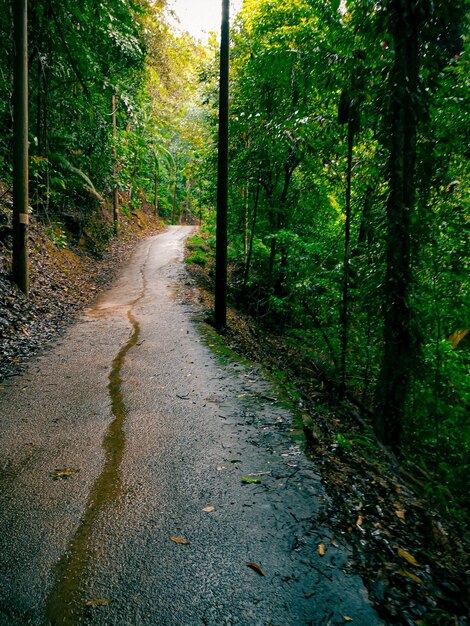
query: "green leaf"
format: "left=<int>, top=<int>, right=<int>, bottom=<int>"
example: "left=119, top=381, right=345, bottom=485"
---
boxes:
left=241, top=476, right=262, bottom=484
left=85, top=598, right=112, bottom=607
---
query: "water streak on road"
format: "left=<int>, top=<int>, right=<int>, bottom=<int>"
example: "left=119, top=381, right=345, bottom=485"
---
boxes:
left=45, top=308, right=141, bottom=625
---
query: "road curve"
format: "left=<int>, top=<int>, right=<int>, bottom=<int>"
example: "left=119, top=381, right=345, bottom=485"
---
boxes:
left=0, top=226, right=381, bottom=625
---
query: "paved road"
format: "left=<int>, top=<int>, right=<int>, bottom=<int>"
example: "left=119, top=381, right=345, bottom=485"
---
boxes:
left=0, top=226, right=381, bottom=625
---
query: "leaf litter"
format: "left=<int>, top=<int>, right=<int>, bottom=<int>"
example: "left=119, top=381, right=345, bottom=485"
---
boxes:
left=0, top=209, right=160, bottom=383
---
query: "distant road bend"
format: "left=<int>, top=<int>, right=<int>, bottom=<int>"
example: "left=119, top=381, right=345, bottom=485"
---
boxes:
left=0, top=226, right=382, bottom=625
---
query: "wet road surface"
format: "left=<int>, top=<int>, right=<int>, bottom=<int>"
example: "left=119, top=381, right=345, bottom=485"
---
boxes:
left=0, top=226, right=382, bottom=625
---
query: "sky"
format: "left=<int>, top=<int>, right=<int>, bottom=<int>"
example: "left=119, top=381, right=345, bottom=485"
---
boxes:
left=169, top=0, right=243, bottom=41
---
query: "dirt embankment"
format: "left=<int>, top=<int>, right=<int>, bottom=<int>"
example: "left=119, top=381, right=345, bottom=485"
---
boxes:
left=0, top=200, right=162, bottom=382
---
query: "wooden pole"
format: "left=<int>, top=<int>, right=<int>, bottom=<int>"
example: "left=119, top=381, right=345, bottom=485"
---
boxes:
left=214, top=0, right=229, bottom=331
left=12, top=0, right=29, bottom=295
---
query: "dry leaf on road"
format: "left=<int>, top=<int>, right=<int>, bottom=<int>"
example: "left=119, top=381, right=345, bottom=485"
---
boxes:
left=170, top=536, right=190, bottom=545
left=49, top=468, right=80, bottom=480
left=247, top=562, right=265, bottom=576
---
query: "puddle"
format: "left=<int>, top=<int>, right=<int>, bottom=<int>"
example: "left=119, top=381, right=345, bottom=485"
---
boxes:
left=45, top=309, right=140, bottom=625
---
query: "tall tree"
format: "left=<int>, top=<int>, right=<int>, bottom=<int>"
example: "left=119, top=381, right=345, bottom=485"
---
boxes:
left=373, top=0, right=420, bottom=449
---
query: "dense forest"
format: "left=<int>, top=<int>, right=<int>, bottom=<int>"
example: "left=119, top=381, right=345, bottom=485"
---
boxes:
left=219, top=0, right=470, bottom=520
left=0, top=0, right=468, bottom=522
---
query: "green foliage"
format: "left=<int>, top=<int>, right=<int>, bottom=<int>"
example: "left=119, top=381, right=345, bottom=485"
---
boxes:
left=185, top=250, right=209, bottom=267
left=46, top=224, right=69, bottom=249
left=185, top=228, right=215, bottom=267
left=0, top=0, right=210, bottom=232
left=214, top=0, right=470, bottom=513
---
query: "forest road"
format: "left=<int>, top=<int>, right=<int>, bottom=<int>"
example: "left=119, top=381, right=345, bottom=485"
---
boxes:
left=0, top=225, right=382, bottom=626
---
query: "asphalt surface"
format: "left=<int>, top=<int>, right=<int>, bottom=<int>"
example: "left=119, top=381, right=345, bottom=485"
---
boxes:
left=0, top=226, right=382, bottom=625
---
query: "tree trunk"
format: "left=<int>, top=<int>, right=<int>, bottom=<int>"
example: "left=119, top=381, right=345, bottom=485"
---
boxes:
left=171, top=176, right=177, bottom=224
left=243, top=181, right=260, bottom=289
left=184, top=178, right=191, bottom=224
left=112, top=94, right=119, bottom=236
left=374, top=0, right=420, bottom=450
left=340, top=122, right=354, bottom=391
left=243, top=185, right=249, bottom=258
left=128, top=152, right=138, bottom=204
left=269, top=158, right=298, bottom=294
left=12, top=0, right=29, bottom=295
left=154, top=159, right=159, bottom=219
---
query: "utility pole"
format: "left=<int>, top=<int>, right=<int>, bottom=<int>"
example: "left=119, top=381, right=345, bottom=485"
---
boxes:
left=214, top=0, right=229, bottom=331
left=12, top=0, right=29, bottom=295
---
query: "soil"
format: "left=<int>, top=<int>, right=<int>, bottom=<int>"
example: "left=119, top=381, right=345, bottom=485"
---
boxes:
left=182, top=259, right=470, bottom=626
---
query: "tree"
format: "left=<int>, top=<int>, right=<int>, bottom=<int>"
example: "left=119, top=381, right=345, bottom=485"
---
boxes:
left=373, top=0, right=420, bottom=449
left=112, top=94, right=119, bottom=236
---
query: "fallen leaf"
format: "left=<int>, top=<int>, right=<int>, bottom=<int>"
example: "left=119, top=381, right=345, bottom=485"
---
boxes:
left=344, top=617, right=353, bottom=623
left=396, top=569, right=424, bottom=584
left=356, top=515, right=363, bottom=526
left=85, top=598, right=112, bottom=607
left=395, top=510, right=406, bottom=523
left=170, top=536, right=190, bottom=545
left=397, top=547, right=421, bottom=567
left=202, top=506, right=215, bottom=513
left=241, top=476, right=262, bottom=484
left=49, top=468, right=80, bottom=480
left=247, top=562, right=265, bottom=576
left=318, top=542, right=326, bottom=556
